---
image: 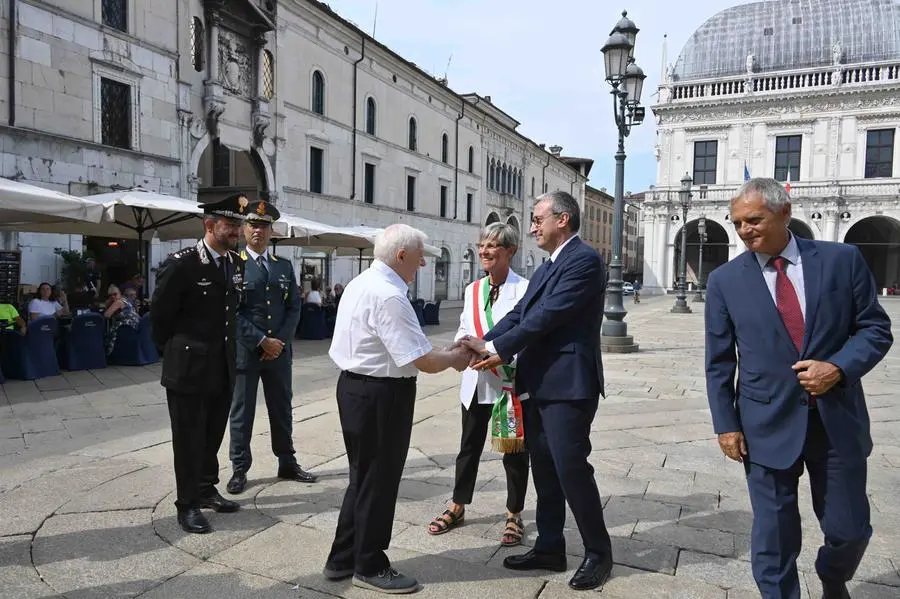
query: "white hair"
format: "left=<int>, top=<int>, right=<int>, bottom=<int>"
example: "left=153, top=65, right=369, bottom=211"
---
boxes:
left=733, top=177, right=791, bottom=211
left=373, top=223, right=427, bottom=263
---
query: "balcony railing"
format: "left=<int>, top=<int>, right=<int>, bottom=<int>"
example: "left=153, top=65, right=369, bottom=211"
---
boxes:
left=644, top=179, right=900, bottom=205
left=659, top=60, right=900, bottom=105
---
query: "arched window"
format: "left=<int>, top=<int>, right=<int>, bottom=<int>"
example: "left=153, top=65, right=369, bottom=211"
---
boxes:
left=365, top=97, right=376, bottom=135
left=512, top=169, right=518, bottom=197
left=262, top=50, right=274, bottom=99
left=531, top=177, right=535, bottom=197
left=408, top=117, right=417, bottom=151
left=190, top=17, right=204, bottom=72
left=311, top=70, right=325, bottom=115
left=463, top=248, right=476, bottom=284
left=468, top=146, right=474, bottom=173
left=435, top=248, right=451, bottom=300
left=501, top=165, right=508, bottom=194
left=488, top=159, right=495, bottom=189
left=441, top=133, right=449, bottom=163
left=519, top=173, right=524, bottom=198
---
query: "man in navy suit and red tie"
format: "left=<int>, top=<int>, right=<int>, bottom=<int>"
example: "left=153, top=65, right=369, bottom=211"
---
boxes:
left=462, top=191, right=613, bottom=591
left=704, top=178, right=893, bottom=599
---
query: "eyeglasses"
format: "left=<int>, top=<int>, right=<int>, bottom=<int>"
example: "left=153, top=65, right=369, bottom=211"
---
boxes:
left=531, top=212, right=562, bottom=227
left=476, top=241, right=505, bottom=250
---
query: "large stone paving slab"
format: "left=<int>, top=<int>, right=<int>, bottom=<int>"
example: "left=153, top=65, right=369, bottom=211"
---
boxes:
left=1, top=298, right=898, bottom=597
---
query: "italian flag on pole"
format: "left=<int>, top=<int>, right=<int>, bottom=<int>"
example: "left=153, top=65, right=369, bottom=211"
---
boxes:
left=471, top=276, right=525, bottom=454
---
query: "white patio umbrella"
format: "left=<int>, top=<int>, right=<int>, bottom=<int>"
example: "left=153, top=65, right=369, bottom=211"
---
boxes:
left=0, top=177, right=104, bottom=225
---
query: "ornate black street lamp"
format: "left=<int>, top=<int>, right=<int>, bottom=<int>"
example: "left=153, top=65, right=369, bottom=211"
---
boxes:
left=671, top=173, right=693, bottom=313
left=600, top=10, right=646, bottom=354
left=693, top=216, right=707, bottom=302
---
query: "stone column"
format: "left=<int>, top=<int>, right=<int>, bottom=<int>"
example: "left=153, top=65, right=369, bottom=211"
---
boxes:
left=655, top=213, right=669, bottom=291
left=208, top=13, right=221, bottom=83
left=823, top=208, right=839, bottom=242
left=256, top=33, right=268, bottom=99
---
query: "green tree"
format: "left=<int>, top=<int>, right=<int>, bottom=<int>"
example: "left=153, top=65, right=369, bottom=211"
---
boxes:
left=53, top=248, right=95, bottom=292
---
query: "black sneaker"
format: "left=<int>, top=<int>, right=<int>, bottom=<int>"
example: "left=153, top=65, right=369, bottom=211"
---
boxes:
left=352, top=568, right=420, bottom=594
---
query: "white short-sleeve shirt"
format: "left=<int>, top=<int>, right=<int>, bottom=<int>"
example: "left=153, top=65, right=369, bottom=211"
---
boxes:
left=329, top=260, right=432, bottom=378
left=28, top=298, right=62, bottom=317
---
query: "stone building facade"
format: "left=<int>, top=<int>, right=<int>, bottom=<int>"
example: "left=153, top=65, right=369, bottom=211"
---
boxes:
left=643, top=0, right=900, bottom=295
left=1, top=0, right=586, bottom=301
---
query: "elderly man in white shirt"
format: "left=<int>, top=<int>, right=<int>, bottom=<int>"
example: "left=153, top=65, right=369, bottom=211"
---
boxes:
left=325, top=223, right=472, bottom=595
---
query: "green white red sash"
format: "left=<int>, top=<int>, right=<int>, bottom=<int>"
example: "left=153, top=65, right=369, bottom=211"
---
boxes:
left=471, top=276, right=525, bottom=454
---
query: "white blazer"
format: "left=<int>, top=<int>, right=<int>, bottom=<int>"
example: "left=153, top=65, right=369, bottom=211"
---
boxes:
left=455, top=270, right=530, bottom=408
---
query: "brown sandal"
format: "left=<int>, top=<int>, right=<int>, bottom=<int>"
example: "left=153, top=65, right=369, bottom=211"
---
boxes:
left=427, top=509, right=464, bottom=535
left=501, top=515, right=524, bottom=546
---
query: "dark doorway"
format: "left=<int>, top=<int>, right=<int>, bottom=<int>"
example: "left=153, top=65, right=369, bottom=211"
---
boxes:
left=844, top=216, right=900, bottom=290
left=673, top=218, right=730, bottom=288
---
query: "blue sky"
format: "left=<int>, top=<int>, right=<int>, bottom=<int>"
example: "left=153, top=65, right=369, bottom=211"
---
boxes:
left=330, top=0, right=740, bottom=193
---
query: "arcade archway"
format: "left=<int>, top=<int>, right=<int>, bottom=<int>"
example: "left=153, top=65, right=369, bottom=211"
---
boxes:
left=196, top=137, right=269, bottom=204
left=789, top=219, right=814, bottom=240
left=844, top=216, right=900, bottom=290
left=673, top=218, right=730, bottom=288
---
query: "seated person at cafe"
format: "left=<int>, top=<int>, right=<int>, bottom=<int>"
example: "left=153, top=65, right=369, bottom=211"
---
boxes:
left=121, top=273, right=145, bottom=300
left=103, top=284, right=140, bottom=355
left=0, top=303, right=27, bottom=335
left=28, top=282, right=70, bottom=321
left=305, top=279, right=323, bottom=305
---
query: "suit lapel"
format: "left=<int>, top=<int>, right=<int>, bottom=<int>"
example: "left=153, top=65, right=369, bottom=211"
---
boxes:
left=798, top=240, right=822, bottom=354
left=523, top=237, right=581, bottom=309
left=741, top=251, right=795, bottom=352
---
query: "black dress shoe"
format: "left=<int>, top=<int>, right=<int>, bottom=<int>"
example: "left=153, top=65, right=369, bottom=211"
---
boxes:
left=227, top=471, right=247, bottom=494
left=569, top=555, right=613, bottom=591
left=278, top=464, right=318, bottom=483
left=821, top=579, right=850, bottom=599
left=199, top=491, right=241, bottom=513
left=503, top=549, right=567, bottom=572
left=177, top=508, right=210, bottom=534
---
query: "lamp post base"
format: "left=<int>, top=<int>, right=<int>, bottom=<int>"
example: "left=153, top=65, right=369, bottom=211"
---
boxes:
left=692, top=292, right=705, bottom=303
left=670, top=300, right=693, bottom=314
left=600, top=334, right=639, bottom=353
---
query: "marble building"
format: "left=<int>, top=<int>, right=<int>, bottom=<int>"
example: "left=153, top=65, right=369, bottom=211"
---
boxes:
left=642, top=0, right=900, bottom=295
left=1, top=0, right=587, bottom=301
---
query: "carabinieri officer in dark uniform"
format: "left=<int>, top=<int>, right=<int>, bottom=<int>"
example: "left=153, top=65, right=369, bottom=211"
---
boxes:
left=151, top=194, right=247, bottom=534
left=227, top=199, right=316, bottom=494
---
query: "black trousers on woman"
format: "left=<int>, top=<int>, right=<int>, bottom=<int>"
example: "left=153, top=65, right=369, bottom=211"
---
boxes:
left=452, top=395, right=529, bottom=513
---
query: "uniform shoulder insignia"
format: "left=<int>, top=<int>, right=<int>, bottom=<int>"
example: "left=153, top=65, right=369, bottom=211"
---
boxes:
left=270, top=253, right=278, bottom=261
left=172, top=247, right=198, bottom=260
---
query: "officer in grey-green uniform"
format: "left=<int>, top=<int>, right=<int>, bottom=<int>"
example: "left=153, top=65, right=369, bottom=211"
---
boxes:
left=227, top=199, right=317, bottom=494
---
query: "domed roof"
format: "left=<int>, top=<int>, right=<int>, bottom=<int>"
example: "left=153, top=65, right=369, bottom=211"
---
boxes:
left=672, top=0, right=900, bottom=81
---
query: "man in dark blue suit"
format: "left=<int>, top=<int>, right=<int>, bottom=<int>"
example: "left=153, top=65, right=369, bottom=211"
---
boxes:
left=705, top=178, right=893, bottom=599
left=462, top=191, right=612, bottom=591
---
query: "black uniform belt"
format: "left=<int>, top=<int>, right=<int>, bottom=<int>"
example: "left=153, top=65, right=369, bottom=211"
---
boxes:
left=341, top=370, right=416, bottom=383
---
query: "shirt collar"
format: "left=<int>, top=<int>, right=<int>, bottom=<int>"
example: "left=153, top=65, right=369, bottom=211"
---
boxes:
left=203, top=241, right=222, bottom=263
left=245, top=247, right=268, bottom=262
left=550, top=234, right=579, bottom=263
left=371, top=259, right=409, bottom=293
left=754, top=231, right=801, bottom=270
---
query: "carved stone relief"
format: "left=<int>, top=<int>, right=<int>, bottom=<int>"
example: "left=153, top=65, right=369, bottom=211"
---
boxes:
left=218, top=29, right=254, bottom=97
left=658, top=95, right=900, bottom=124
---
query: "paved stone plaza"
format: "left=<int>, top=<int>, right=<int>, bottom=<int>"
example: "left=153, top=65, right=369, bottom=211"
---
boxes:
left=1, top=297, right=898, bottom=598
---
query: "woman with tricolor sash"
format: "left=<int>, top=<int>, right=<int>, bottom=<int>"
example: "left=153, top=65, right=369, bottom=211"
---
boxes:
left=427, top=223, right=531, bottom=546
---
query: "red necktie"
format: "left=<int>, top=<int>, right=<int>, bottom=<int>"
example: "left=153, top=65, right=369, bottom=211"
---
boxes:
left=771, top=256, right=814, bottom=407
left=770, top=256, right=804, bottom=351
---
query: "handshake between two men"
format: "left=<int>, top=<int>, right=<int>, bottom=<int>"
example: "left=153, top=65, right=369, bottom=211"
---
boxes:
left=444, top=335, right=505, bottom=372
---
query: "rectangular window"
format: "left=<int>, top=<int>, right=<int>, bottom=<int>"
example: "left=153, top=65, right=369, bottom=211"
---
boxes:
left=212, top=137, right=230, bottom=186
left=865, top=129, right=895, bottom=178
left=102, top=0, right=127, bottom=32
left=774, top=135, right=801, bottom=182
left=309, top=147, right=324, bottom=194
left=100, top=77, right=131, bottom=149
left=406, top=175, right=416, bottom=211
left=364, top=163, right=375, bottom=204
left=439, top=185, right=448, bottom=218
left=692, top=140, right=718, bottom=185
left=466, top=193, right=473, bottom=223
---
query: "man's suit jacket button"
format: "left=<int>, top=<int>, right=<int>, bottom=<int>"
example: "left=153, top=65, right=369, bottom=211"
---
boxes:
left=267, top=300, right=270, bottom=305
left=267, top=315, right=272, bottom=319
left=268, top=330, right=272, bottom=334
left=203, top=291, right=207, bottom=296
left=185, top=346, right=190, bottom=350
left=225, top=336, right=228, bottom=341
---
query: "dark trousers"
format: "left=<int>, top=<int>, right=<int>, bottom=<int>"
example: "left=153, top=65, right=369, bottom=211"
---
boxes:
left=453, top=397, right=529, bottom=513
left=166, top=386, right=231, bottom=509
left=229, top=358, right=295, bottom=473
left=327, top=371, right=417, bottom=576
left=526, top=398, right=612, bottom=560
left=745, top=409, right=871, bottom=599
